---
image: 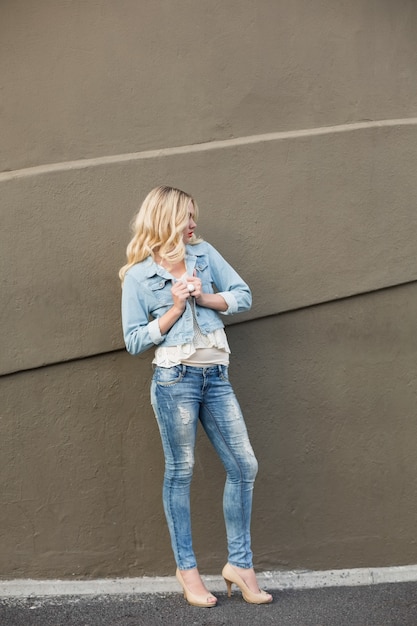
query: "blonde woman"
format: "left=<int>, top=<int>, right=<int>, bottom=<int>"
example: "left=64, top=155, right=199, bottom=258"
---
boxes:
left=120, top=186, right=272, bottom=607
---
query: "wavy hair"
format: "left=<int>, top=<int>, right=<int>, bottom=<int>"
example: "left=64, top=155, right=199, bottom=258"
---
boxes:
left=119, top=185, right=202, bottom=282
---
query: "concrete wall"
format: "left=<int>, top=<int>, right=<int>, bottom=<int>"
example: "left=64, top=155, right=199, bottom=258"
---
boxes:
left=1, top=0, right=417, bottom=578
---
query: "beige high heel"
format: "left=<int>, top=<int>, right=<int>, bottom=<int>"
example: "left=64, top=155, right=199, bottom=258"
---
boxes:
left=222, top=563, right=273, bottom=604
left=176, top=568, right=217, bottom=608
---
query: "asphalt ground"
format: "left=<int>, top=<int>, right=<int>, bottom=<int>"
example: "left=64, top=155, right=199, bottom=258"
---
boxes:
left=1, top=581, right=417, bottom=626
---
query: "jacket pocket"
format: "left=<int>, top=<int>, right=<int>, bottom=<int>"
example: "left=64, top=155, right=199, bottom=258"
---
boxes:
left=148, top=277, right=172, bottom=304
left=195, top=256, right=213, bottom=291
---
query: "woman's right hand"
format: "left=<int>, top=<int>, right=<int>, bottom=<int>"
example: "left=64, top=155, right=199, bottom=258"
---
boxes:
left=157, top=281, right=189, bottom=336
left=170, top=280, right=190, bottom=314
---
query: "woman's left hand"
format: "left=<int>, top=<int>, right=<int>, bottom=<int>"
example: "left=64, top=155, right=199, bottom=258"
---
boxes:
left=185, top=273, right=228, bottom=312
left=184, top=275, right=202, bottom=299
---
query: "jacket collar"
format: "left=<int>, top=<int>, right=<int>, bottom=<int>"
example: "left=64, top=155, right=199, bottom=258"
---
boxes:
left=144, top=248, right=198, bottom=279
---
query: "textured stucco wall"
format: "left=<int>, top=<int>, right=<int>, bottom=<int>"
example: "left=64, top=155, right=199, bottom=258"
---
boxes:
left=1, top=0, right=417, bottom=578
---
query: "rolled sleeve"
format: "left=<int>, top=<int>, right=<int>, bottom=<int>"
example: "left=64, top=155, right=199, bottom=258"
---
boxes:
left=217, top=290, right=238, bottom=315
left=148, top=318, right=164, bottom=344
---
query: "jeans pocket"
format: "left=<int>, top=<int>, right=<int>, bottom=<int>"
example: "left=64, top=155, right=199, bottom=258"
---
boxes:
left=218, top=365, right=229, bottom=382
left=153, top=365, right=184, bottom=386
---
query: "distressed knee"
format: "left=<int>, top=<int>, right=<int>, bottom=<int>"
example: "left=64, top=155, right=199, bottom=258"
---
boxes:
left=165, top=446, right=195, bottom=484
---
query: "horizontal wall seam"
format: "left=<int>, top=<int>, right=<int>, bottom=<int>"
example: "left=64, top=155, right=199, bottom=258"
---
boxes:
left=1, top=278, right=416, bottom=379
left=1, top=117, right=417, bottom=181
left=1, top=564, right=417, bottom=597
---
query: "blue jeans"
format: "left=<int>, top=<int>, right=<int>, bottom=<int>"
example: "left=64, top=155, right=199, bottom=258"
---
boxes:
left=150, top=364, right=258, bottom=570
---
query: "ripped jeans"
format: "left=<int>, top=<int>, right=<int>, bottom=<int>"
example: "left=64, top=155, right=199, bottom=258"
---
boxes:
left=150, top=364, right=258, bottom=571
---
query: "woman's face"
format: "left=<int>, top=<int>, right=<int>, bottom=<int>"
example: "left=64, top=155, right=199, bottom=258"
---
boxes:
left=182, top=201, right=197, bottom=243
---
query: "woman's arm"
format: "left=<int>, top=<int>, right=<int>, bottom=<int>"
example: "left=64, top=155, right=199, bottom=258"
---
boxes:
left=121, top=272, right=193, bottom=354
left=121, top=273, right=161, bottom=354
left=195, top=292, right=228, bottom=312
left=193, top=242, right=252, bottom=315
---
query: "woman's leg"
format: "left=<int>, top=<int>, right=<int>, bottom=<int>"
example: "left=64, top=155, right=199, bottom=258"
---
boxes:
left=150, top=365, right=200, bottom=571
left=199, top=365, right=259, bottom=570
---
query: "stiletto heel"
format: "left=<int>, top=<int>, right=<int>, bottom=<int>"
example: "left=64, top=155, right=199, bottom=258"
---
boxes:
left=225, top=578, right=232, bottom=597
left=176, top=569, right=217, bottom=608
left=222, top=563, right=273, bottom=604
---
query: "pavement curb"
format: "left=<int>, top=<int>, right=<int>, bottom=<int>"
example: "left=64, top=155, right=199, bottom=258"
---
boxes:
left=1, top=565, right=417, bottom=598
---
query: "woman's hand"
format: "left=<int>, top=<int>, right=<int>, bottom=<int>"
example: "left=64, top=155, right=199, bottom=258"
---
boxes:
left=171, top=280, right=192, bottom=314
left=185, top=274, right=228, bottom=312
left=156, top=280, right=190, bottom=336
left=183, top=274, right=202, bottom=299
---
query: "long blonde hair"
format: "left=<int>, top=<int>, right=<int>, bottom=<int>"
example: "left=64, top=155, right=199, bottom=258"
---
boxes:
left=119, top=185, right=202, bottom=282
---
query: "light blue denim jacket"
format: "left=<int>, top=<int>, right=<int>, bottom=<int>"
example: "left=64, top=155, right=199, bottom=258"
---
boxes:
left=121, top=241, right=252, bottom=355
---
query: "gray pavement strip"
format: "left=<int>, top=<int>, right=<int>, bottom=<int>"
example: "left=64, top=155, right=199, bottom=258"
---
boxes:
left=2, top=582, right=417, bottom=626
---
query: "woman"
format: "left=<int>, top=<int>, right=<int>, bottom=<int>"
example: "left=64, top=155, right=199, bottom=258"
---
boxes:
left=120, top=185, right=272, bottom=607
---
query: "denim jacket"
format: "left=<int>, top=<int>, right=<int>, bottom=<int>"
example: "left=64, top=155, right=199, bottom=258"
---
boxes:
left=121, top=241, right=252, bottom=355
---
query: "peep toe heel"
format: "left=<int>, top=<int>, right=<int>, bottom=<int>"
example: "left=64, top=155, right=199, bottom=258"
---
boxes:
left=176, top=569, right=217, bottom=608
left=222, top=563, right=273, bottom=604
